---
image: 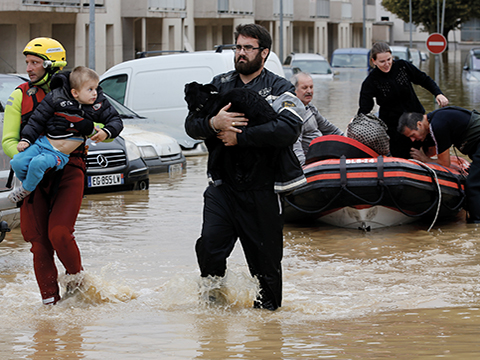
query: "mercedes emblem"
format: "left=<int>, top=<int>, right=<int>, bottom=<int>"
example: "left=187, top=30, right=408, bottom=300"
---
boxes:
left=96, top=154, right=109, bottom=168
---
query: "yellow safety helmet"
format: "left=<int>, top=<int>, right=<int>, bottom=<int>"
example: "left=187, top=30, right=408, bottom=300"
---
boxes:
left=23, top=37, right=67, bottom=70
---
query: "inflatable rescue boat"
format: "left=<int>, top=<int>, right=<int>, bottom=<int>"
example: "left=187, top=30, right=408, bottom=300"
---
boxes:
left=284, top=135, right=469, bottom=230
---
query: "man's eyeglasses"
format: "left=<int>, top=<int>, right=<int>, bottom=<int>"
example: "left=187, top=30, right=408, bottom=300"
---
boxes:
left=232, top=45, right=263, bottom=53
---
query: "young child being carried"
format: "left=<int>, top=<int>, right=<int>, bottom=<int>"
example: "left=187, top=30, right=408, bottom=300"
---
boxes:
left=9, top=66, right=124, bottom=202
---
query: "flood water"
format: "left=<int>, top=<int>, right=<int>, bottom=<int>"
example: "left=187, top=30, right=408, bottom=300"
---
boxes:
left=2, top=49, right=480, bottom=359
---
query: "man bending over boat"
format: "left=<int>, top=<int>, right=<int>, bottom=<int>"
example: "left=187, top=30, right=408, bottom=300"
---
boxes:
left=292, top=72, right=343, bottom=165
left=398, top=107, right=480, bottom=223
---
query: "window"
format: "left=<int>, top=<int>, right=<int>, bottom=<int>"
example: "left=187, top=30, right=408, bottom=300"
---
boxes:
left=100, top=74, right=128, bottom=104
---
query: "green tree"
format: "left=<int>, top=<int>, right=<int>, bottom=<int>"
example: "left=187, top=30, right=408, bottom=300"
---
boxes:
left=381, top=0, right=480, bottom=40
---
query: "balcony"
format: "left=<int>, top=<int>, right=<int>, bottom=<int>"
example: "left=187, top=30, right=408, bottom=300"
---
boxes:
left=272, top=0, right=293, bottom=17
left=351, top=1, right=375, bottom=22
left=218, top=0, right=253, bottom=15
left=149, top=0, right=185, bottom=11
left=193, top=0, right=253, bottom=17
left=292, top=0, right=329, bottom=21
left=310, top=0, right=329, bottom=19
left=119, top=0, right=186, bottom=17
left=330, top=1, right=352, bottom=22
left=22, top=0, right=104, bottom=7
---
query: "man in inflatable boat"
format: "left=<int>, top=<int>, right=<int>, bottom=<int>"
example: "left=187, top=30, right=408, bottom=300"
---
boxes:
left=292, top=72, right=343, bottom=165
left=398, top=107, right=480, bottom=223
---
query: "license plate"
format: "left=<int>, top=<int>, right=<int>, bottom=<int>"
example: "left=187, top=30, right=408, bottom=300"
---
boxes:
left=88, top=173, right=124, bottom=187
left=168, top=163, right=183, bottom=174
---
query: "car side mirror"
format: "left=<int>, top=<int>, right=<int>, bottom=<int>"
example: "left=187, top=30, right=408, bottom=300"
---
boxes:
left=464, top=65, right=470, bottom=71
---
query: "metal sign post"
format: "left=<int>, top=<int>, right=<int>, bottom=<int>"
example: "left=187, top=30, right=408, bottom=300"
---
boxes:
left=426, top=33, right=447, bottom=109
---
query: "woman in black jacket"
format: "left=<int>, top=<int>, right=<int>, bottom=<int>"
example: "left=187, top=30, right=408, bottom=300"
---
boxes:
left=358, top=42, right=448, bottom=159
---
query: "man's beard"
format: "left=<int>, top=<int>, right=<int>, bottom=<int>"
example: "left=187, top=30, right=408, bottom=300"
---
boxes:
left=235, top=52, right=263, bottom=75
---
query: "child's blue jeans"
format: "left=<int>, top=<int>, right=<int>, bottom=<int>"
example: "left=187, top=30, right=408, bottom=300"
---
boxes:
left=10, top=135, right=70, bottom=192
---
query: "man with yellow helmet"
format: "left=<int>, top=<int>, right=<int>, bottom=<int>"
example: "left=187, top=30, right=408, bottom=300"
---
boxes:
left=23, top=37, right=66, bottom=84
left=2, top=37, right=87, bottom=305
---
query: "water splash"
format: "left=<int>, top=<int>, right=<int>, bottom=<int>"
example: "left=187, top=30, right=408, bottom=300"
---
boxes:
left=157, top=269, right=260, bottom=310
left=57, top=267, right=138, bottom=306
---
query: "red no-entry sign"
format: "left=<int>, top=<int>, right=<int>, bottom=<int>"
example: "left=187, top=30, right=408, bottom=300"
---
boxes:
left=426, top=33, right=447, bottom=54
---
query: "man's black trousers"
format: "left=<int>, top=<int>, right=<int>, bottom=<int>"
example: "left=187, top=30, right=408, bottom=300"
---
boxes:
left=196, top=183, right=284, bottom=310
left=467, top=143, right=480, bottom=222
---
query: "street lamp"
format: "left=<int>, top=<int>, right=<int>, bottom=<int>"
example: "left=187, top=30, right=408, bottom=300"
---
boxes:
left=89, top=0, right=95, bottom=70
left=280, top=0, right=283, bottom=63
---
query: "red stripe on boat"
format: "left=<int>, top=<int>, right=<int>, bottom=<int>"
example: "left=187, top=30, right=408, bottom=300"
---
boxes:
left=307, top=171, right=462, bottom=189
left=309, top=135, right=380, bottom=157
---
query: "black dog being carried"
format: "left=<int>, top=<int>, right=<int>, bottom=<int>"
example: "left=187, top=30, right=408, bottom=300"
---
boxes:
left=184, top=81, right=304, bottom=193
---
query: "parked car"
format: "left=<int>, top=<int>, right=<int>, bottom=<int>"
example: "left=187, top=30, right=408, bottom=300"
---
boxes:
left=420, top=51, right=429, bottom=61
left=99, top=48, right=285, bottom=155
left=104, top=94, right=186, bottom=174
left=330, top=48, right=372, bottom=72
left=0, top=74, right=29, bottom=236
left=84, top=135, right=149, bottom=194
left=409, top=48, right=422, bottom=66
left=0, top=143, right=20, bottom=240
left=463, top=48, right=480, bottom=82
left=390, top=46, right=412, bottom=62
left=283, top=53, right=334, bottom=79
left=0, top=73, right=151, bottom=196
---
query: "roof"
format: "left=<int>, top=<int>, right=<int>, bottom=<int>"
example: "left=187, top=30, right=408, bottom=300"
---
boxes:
left=287, top=53, right=328, bottom=61
left=332, top=48, right=370, bottom=55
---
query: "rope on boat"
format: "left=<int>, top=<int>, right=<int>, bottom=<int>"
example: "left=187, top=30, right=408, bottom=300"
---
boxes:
left=421, top=162, right=465, bottom=213
left=404, top=160, right=442, bottom=232
left=285, top=186, right=345, bottom=215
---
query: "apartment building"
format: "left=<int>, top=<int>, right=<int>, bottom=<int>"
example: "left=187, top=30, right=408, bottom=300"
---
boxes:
left=0, top=0, right=377, bottom=74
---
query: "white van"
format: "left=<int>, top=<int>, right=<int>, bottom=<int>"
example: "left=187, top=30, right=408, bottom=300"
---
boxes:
left=99, top=48, right=285, bottom=154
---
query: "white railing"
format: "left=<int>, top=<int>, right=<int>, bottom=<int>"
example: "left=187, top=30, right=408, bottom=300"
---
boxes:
left=22, top=0, right=104, bottom=6
left=149, top=0, right=186, bottom=11
left=273, top=0, right=294, bottom=17
left=218, top=0, right=253, bottom=14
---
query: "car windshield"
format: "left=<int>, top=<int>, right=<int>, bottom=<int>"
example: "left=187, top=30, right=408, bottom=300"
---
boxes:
left=332, top=54, right=368, bottom=68
left=104, top=93, right=143, bottom=119
left=392, top=50, right=408, bottom=61
left=410, top=50, right=420, bottom=62
left=472, top=50, right=480, bottom=71
left=0, top=75, right=26, bottom=172
left=291, top=60, right=332, bottom=74
left=0, top=75, right=25, bottom=112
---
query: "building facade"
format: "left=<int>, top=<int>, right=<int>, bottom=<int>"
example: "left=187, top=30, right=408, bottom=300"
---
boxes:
left=0, top=0, right=378, bottom=74
left=0, top=0, right=476, bottom=75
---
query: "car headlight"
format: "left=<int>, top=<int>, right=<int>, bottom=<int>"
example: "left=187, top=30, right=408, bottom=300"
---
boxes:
left=124, top=139, right=142, bottom=161
left=138, top=145, right=158, bottom=159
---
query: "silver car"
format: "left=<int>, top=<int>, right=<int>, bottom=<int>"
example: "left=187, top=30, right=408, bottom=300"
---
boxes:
left=463, top=48, right=480, bottom=82
left=283, top=53, right=334, bottom=79
left=0, top=74, right=27, bottom=239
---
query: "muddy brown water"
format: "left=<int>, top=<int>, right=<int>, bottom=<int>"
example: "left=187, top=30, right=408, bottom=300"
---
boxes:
left=1, top=50, right=480, bottom=359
